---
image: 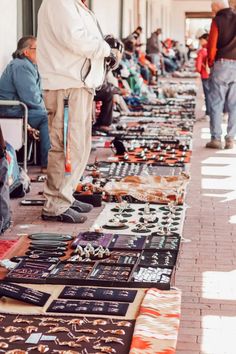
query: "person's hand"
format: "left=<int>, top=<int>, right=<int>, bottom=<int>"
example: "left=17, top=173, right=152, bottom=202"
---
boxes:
left=105, top=51, right=118, bottom=70
left=104, top=35, right=124, bottom=71
left=27, top=124, right=40, bottom=140
left=104, top=35, right=123, bottom=52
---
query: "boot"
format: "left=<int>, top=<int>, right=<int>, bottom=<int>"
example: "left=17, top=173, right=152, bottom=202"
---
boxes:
left=225, top=137, right=234, bottom=150
left=205, top=139, right=222, bottom=149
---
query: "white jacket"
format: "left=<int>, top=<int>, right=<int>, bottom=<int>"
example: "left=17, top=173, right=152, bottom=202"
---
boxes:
left=37, top=0, right=111, bottom=90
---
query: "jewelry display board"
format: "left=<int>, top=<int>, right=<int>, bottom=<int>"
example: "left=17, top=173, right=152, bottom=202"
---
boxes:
left=5, top=257, right=176, bottom=290
left=112, top=149, right=191, bottom=165
left=47, top=299, right=129, bottom=316
left=0, top=313, right=135, bottom=353
left=59, top=287, right=137, bottom=303
left=0, top=282, right=50, bottom=306
left=117, top=139, right=191, bottom=152
left=5, top=260, right=56, bottom=284
left=91, top=203, right=185, bottom=236
left=72, top=232, right=180, bottom=251
left=87, top=161, right=185, bottom=178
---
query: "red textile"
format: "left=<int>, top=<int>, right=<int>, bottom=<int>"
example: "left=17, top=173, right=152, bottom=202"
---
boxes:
left=0, top=240, right=18, bottom=260
left=208, top=19, right=219, bottom=67
left=196, top=45, right=209, bottom=79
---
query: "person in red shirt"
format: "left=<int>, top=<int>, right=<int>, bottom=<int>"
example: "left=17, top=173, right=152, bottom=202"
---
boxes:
left=196, top=32, right=210, bottom=118
left=206, top=0, right=236, bottom=150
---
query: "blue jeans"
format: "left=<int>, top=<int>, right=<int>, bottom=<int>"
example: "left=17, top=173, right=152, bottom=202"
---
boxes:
left=28, top=109, right=50, bottom=167
left=201, top=78, right=210, bottom=116
left=150, top=53, right=160, bottom=68
left=163, top=57, right=178, bottom=73
left=0, top=107, right=50, bottom=167
left=208, top=60, right=236, bottom=140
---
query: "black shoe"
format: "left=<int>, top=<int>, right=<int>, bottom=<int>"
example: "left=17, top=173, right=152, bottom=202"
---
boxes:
left=71, top=200, right=93, bottom=213
left=42, top=207, right=87, bottom=223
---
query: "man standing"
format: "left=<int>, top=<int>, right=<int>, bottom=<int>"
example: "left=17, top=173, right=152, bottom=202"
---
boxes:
left=37, top=0, right=111, bottom=223
left=206, top=0, right=236, bottom=149
left=146, top=28, right=163, bottom=74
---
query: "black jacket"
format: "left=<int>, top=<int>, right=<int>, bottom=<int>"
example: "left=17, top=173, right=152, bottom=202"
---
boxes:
left=215, top=8, right=236, bottom=60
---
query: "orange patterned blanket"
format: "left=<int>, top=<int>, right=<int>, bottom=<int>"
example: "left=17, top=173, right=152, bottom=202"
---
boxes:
left=129, top=288, right=181, bottom=354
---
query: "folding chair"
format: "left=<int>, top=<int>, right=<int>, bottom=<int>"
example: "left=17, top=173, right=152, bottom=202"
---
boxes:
left=0, top=100, right=28, bottom=172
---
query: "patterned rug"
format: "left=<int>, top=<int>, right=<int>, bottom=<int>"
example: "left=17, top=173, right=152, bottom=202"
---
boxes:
left=0, top=239, right=18, bottom=260
left=129, top=288, right=182, bottom=354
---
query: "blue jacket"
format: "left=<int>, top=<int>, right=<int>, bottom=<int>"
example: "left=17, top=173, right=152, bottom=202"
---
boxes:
left=0, top=57, right=46, bottom=116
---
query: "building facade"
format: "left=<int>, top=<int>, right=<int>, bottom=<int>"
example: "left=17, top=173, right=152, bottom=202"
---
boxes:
left=1, top=0, right=229, bottom=73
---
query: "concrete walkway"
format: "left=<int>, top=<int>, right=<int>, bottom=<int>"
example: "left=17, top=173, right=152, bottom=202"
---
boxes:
left=2, top=82, right=236, bottom=354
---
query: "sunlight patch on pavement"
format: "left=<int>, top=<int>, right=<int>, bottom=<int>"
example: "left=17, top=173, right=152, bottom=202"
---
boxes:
left=201, top=316, right=236, bottom=354
left=202, top=176, right=235, bottom=190
left=229, top=215, right=236, bottom=224
left=201, top=154, right=236, bottom=202
left=202, top=271, right=236, bottom=301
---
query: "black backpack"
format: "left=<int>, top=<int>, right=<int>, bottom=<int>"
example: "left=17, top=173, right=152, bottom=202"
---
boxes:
left=0, top=126, right=11, bottom=234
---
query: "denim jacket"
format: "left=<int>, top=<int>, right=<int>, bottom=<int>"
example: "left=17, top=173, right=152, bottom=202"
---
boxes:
left=0, top=57, right=46, bottom=116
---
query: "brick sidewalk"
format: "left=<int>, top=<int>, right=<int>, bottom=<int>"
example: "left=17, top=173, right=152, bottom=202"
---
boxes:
left=2, top=86, right=236, bottom=354
left=176, top=119, right=236, bottom=353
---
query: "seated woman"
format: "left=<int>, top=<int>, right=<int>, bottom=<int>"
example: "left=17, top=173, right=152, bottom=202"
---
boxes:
left=0, top=36, right=50, bottom=172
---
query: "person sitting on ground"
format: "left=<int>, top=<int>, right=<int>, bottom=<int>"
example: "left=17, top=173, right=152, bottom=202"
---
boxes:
left=0, top=36, right=50, bottom=173
left=162, top=39, right=179, bottom=73
left=173, top=40, right=188, bottom=66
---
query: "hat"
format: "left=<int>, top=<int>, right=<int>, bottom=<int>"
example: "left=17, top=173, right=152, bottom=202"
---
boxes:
left=196, top=28, right=208, bottom=39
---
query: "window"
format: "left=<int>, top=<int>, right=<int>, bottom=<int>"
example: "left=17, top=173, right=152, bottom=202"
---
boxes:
left=18, top=0, right=43, bottom=37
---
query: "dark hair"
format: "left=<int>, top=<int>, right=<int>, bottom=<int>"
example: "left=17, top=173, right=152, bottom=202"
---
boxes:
left=136, top=26, right=142, bottom=32
left=12, top=36, right=36, bottom=59
left=124, top=40, right=135, bottom=53
left=199, top=33, right=209, bottom=40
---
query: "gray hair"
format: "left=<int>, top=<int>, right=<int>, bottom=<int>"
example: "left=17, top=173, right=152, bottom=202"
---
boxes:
left=12, top=36, right=36, bottom=59
left=211, top=0, right=229, bottom=7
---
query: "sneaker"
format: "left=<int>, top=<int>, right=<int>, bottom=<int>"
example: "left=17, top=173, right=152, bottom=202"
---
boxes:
left=42, top=207, right=87, bottom=223
left=205, top=139, right=222, bottom=149
left=225, top=137, right=234, bottom=150
left=71, top=200, right=93, bottom=213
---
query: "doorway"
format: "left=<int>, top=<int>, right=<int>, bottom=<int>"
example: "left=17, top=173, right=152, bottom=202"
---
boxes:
left=185, top=12, right=212, bottom=50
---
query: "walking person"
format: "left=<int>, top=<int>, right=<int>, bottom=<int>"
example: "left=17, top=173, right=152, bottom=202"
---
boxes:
left=206, top=0, right=236, bottom=149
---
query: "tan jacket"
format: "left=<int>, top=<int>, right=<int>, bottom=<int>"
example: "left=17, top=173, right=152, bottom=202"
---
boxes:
left=37, top=0, right=110, bottom=90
